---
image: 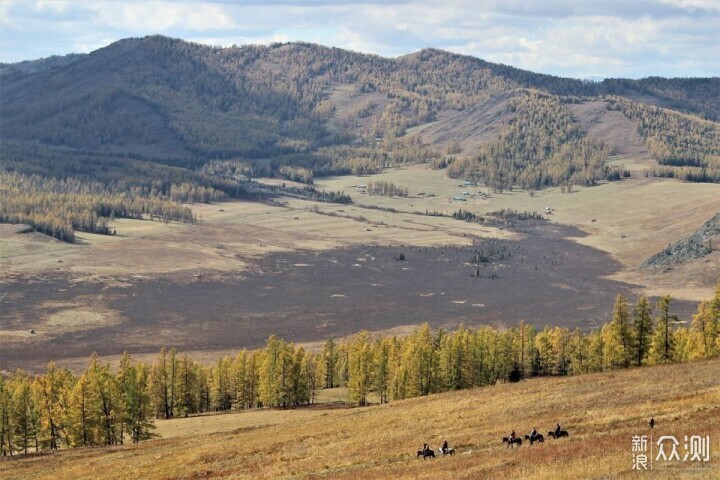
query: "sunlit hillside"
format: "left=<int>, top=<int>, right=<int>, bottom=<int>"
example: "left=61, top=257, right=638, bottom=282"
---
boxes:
left=2, top=358, right=718, bottom=480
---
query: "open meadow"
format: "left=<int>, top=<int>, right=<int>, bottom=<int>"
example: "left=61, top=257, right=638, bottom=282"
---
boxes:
left=2, top=357, right=718, bottom=480
left=2, top=164, right=718, bottom=372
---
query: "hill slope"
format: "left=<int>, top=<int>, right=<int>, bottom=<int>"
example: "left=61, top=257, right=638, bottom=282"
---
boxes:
left=2, top=36, right=719, bottom=176
left=3, top=358, right=718, bottom=479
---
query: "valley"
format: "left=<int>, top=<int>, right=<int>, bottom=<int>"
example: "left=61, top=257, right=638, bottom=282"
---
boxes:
left=2, top=164, right=717, bottom=372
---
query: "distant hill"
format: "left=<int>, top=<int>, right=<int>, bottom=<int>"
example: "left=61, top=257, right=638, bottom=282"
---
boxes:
left=1, top=36, right=718, bottom=172
left=1, top=36, right=719, bottom=240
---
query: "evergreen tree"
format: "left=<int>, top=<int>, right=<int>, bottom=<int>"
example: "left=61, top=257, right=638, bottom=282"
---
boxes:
left=648, top=295, right=676, bottom=364
left=632, top=296, right=654, bottom=366
left=603, top=294, right=632, bottom=368
left=33, top=362, right=73, bottom=450
left=11, top=372, right=39, bottom=454
left=321, top=339, right=338, bottom=389
left=348, top=332, right=374, bottom=406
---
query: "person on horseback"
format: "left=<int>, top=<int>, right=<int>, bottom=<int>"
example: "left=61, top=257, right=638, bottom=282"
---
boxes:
left=530, top=427, right=537, bottom=440
left=510, top=430, right=516, bottom=441
left=422, top=443, right=429, bottom=455
left=555, top=423, right=561, bottom=437
left=442, top=440, right=449, bottom=454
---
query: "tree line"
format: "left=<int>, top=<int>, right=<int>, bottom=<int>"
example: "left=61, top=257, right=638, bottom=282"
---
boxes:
left=0, top=173, right=198, bottom=241
left=1, top=284, right=718, bottom=455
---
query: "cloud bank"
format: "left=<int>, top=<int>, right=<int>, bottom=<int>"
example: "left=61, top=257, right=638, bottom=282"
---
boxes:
left=0, top=0, right=718, bottom=78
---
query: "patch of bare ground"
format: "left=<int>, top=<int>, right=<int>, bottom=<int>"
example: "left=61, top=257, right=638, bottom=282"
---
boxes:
left=406, top=91, right=515, bottom=155
left=566, top=100, right=654, bottom=172
left=323, top=83, right=391, bottom=134
left=5, top=222, right=689, bottom=372
left=2, top=357, right=718, bottom=480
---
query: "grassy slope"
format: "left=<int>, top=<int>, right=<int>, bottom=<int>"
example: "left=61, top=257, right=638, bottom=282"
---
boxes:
left=3, top=358, right=718, bottom=480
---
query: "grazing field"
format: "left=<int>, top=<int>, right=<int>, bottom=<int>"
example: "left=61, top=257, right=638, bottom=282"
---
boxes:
left=5, top=222, right=679, bottom=372
left=2, top=357, right=717, bottom=480
left=2, top=165, right=717, bottom=371
left=315, top=165, right=720, bottom=300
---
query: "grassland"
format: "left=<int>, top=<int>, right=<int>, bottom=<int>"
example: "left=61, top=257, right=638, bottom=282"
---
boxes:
left=2, top=357, right=718, bottom=479
left=315, top=164, right=720, bottom=301
left=2, top=164, right=718, bottom=371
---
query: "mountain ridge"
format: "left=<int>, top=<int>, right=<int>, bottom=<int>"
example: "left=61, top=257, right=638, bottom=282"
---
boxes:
left=1, top=35, right=719, bottom=193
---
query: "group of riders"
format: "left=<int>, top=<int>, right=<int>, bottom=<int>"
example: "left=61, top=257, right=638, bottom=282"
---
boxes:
left=419, top=440, right=452, bottom=457
left=509, top=423, right=563, bottom=444
left=419, top=423, right=566, bottom=458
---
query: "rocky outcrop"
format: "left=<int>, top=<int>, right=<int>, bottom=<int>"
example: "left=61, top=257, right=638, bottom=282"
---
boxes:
left=643, top=213, right=720, bottom=267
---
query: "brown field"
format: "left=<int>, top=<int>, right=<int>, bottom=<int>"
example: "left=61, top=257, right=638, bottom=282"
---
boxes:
left=2, top=357, right=718, bottom=480
left=315, top=164, right=720, bottom=300
left=2, top=164, right=717, bottom=372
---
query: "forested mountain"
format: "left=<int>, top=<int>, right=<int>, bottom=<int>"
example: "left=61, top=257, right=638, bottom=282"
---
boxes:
left=2, top=35, right=718, bottom=170
left=1, top=36, right=719, bottom=239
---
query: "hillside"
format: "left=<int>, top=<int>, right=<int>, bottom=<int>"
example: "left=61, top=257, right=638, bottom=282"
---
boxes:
left=2, top=358, right=718, bottom=479
left=2, top=36, right=719, bottom=178
left=2, top=36, right=720, bottom=242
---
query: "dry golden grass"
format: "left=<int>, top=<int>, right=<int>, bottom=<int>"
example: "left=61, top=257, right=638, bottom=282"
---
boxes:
left=3, top=358, right=718, bottom=480
left=316, top=165, right=720, bottom=300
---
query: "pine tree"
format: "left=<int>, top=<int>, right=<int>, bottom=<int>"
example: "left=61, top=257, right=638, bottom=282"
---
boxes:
left=632, top=296, right=654, bottom=366
left=67, top=372, right=97, bottom=446
left=118, top=353, right=155, bottom=443
left=149, top=348, right=172, bottom=419
left=211, top=356, right=233, bottom=411
left=374, top=338, right=391, bottom=403
left=348, top=332, right=374, bottom=406
left=33, top=362, right=73, bottom=450
left=176, top=354, right=198, bottom=416
left=259, top=335, right=285, bottom=408
left=648, top=296, right=676, bottom=364
left=11, top=372, right=39, bottom=454
left=603, top=294, right=632, bottom=368
left=321, top=339, right=338, bottom=389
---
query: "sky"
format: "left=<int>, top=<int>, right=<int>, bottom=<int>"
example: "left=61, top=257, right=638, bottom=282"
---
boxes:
left=0, top=0, right=718, bottom=79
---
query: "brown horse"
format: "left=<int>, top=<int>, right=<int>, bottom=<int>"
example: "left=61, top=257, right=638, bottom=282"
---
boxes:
left=548, top=430, right=569, bottom=439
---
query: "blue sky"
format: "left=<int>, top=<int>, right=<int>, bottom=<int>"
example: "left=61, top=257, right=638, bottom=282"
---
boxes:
left=1, top=0, right=718, bottom=79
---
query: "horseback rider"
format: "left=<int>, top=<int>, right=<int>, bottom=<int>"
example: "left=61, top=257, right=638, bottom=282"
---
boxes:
left=530, top=427, right=537, bottom=439
left=510, top=430, right=516, bottom=441
left=442, top=440, right=449, bottom=454
left=422, top=443, right=429, bottom=455
left=555, top=423, right=561, bottom=437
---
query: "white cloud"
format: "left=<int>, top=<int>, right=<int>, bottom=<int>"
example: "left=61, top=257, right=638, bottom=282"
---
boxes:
left=0, top=0, right=718, bottom=78
left=89, top=1, right=234, bottom=32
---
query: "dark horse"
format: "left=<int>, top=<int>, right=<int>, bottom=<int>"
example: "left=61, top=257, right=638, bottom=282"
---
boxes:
left=502, top=437, right=522, bottom=448
left=524, top=433, right=545, bottom=445
left=417, top=449, right=435, bottom=459
left=548, top=430, right=569, bottom=439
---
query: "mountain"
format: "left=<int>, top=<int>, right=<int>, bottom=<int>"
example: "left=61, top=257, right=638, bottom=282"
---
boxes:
left=1, top=36, right=718, bottom=168
left=1, top=36, right=719, bottom=240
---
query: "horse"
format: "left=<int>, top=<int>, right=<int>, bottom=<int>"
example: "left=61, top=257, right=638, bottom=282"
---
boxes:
left=548, top=430, right=569, bottom=439
left=524, top=433, right=544, bottom=445
left=502, top=437, right=522, bottom=448
left=438, top=447, right=455, bottom=456
left=417, top=449, right=435, bottom=459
